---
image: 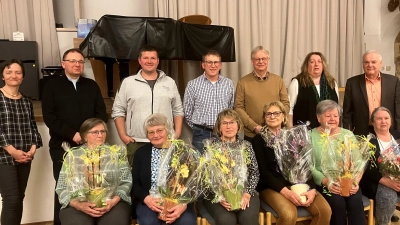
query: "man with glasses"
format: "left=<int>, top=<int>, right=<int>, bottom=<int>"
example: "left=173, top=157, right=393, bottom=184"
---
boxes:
left=112, top=45, right=183, bottom=165
left=41, top=48, right=107, bottom=225
left=234, top=46, right=289, bottom=142
left=183, top=50, right=234, bottom=152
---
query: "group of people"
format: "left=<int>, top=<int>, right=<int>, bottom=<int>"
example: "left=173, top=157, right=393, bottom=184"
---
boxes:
left=0, top=43, right=399, bottom=225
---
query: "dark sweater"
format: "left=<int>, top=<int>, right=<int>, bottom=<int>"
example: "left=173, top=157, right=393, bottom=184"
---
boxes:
left=292, top=79, right=338, bottom=128
left=131, top=143, right=153, bottom=203
left=252, top=134, right=316, bottom=193
left=41, top=75, right=107, bottom=149
left=359, top=130, right=400, bottom=199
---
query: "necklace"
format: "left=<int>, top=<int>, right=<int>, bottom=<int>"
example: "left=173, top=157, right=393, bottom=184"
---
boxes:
left=1, top=88, right=20, bottom=97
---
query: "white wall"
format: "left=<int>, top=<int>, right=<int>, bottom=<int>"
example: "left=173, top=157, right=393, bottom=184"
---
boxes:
left=364, top=0, right=400, bottom=74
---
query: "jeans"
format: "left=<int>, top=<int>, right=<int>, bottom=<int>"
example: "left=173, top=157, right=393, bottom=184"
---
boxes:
left=192, top=125, right=214, bottom=153
left=0, top=162, right=31, bottom=225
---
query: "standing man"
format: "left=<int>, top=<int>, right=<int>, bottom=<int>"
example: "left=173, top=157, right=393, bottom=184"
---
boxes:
left=234, top=46, right=290, bottom=142
left=41, top=48, right=107, bottom=225
left=343, top=50, right=400, bottom=135
left=184, top=50, right=235, bottom=151
left=112, top=45, right=183, bottom=165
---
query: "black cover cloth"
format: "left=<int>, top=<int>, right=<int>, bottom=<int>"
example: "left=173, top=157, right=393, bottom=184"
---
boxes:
left=80, top=14, right=236, bottom=62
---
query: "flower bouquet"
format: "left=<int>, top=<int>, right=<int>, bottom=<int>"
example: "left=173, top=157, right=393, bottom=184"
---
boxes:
left=154, top=139, right=205, bottom=221
left=62, top=143, right=126, bottom=207
left=268, top=125, right=313, bottom=203
left=318, top=132, right=375, bottom=196
left=203, top=139, right=249, bottom=211
left=378, top=139, right=400, bottom=181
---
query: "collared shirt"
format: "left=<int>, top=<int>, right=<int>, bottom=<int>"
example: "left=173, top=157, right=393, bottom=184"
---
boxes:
left=66, top=75, right=80, bottom=90
left=183, top=73, right=235, bottom=129
left=365, top=73, right=381, bottom=119
left=0, top=92, right=42, bottom=165
left=252, top=71, right=269, bottom=80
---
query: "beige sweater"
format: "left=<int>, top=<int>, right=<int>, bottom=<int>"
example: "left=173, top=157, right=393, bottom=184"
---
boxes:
left=234, top=72, right=289, bottom=137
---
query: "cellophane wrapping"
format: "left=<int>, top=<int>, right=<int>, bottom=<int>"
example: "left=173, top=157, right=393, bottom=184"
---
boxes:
left=271, top=125, right=313, bottom=185
left=62, top=143, right=126, bottom=207
left=203, top=139, right=249, bottom=210
left=378, top=139, right=400, bottom=181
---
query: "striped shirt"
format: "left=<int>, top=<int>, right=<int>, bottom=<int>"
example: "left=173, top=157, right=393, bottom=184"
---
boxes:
left=183, top=73, right=234, bottom=129
left=0, top=92, right=42, bottom=165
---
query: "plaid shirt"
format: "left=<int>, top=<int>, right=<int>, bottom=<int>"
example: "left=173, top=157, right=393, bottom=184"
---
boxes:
left=0, top=93, right=42, bottom=165
left=183, top=74, right=234, bottom=129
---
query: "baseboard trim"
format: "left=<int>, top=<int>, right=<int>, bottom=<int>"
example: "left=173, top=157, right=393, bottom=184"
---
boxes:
left=22, top=221, right=53, bottom=225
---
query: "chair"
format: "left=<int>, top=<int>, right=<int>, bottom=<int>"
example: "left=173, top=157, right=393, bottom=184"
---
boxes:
left=261, top=196, right=374, bottom=225
left=196, top=199, right=264, bottom=225
left=131, top=217, right=202, bottom=225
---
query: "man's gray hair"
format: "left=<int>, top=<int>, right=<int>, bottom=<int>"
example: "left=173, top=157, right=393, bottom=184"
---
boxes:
left=143, top=113, right=174, bottom=137
left=363, top=50, right=382, bottom=61
left=251, top=46, right=270, bottom=58
left=316, top=100, right=343, bottom=116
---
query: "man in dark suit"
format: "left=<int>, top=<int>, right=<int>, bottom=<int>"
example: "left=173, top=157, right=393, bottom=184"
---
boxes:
left=343, top=50, right=400, bottom=136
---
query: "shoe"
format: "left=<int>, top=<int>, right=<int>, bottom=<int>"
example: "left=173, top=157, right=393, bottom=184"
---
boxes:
left=392, top=214, right=400, bottom=222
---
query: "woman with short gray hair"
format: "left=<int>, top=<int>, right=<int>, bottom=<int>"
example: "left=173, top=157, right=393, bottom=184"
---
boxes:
left=360, top=107, right=400, bottom=225
left=310, top=100, right=366, bottom=225
left=132, top=113, right=196, bottom=225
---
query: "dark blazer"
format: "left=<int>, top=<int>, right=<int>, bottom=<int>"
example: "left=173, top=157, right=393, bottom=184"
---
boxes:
left=131, top=143, right=153, bottom=203
left=343, top=73, right=400, bottom=136
left=359, top=130, right=400, bottom=199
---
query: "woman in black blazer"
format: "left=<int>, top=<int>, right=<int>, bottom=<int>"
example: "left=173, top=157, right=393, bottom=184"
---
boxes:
left=131, top=113, right=196, bottom=225
left=360, top=107, right=400, bottom=225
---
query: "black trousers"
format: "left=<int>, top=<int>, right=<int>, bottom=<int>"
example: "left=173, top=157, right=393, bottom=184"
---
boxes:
left=0, top=162, right=31, bottom=225
left=50, top=148, right=65, bottom=225
left=59, top=201, right=131, bottom=225
left=316, top=185, right=366, bottom=225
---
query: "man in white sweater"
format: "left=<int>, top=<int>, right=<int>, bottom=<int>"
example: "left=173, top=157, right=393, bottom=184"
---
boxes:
left=112, top=45, right=183, bottom=165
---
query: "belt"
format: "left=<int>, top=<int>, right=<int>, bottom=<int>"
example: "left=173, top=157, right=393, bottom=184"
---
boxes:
left=194, top=124, right=214, bottom=131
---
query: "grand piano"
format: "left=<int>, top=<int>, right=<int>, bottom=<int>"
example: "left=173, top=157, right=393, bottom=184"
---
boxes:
left=79, top=14, right=236, bottom=97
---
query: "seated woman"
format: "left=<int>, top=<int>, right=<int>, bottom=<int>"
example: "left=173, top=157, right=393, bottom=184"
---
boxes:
left=359, top=107, right=400, bottom=225
left=56, top=118, right=132, bottom=225
left=252, top=101, right=331, bottom=225
left=203, top=109, right=260, bottom=225
left=132, top=113, right=196, bottom=225
left=311, top=100, right=365, bottom=225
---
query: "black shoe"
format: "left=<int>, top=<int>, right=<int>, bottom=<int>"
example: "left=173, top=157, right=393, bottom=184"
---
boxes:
left=391, top=214, right=400, bottom=222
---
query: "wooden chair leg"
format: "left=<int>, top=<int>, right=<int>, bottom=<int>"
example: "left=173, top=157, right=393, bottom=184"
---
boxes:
left=368, top=199, right=374, bottom=225
left=266, top=212, right=272, bottom=225
left=259, top=212, right=264, bottom=225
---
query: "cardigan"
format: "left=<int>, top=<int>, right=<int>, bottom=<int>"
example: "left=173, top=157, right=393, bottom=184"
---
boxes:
left=359, top=130, right=400, bottom=199
left=131, top=143, right=154, bottom=203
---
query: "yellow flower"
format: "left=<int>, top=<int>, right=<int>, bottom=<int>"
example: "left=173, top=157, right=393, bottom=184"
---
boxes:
left=230, top=160, right=236, bottom=167
left=179, top=164, right=189, bottom=178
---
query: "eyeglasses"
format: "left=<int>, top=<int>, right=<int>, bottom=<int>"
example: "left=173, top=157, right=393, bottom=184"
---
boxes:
left=265, top=111, right=282, bottom=118
left=63, top=59, right=85, bottom=65
left=87, top=130, right=107, bottom=136
left=147, top=128, right=165, bottom=137
left=221, top=121, right=237, bottom=126
left=252, top=57, right=269, bottom=62
left=204, top=61, right=221, bottom=66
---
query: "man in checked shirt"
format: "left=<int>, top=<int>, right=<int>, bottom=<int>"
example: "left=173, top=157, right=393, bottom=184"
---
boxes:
left=183, top=50, right=235, bottom=152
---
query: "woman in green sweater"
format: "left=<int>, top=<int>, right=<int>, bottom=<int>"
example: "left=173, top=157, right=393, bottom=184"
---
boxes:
left=311, top=100, right=365, bottom=225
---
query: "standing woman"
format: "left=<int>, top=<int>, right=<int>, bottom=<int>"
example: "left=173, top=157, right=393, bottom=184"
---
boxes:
left=288, top=52, right=339, bottom=128
left=0, top=59, right=42, bottom=225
